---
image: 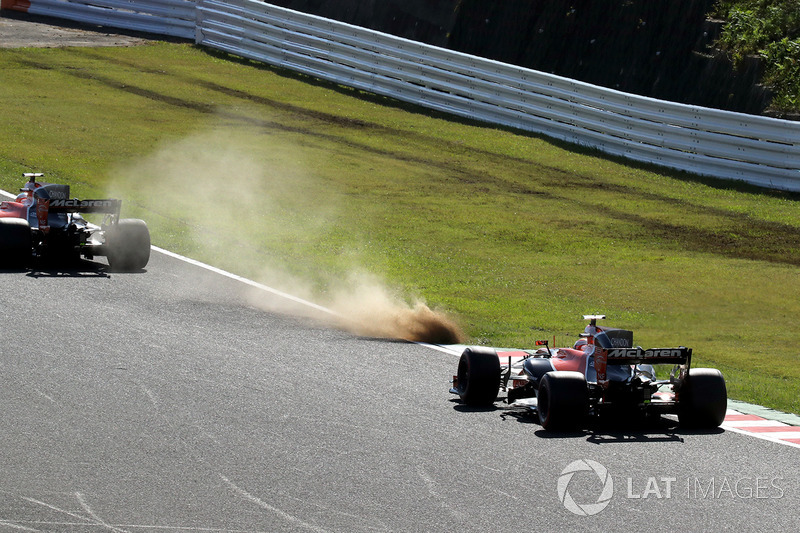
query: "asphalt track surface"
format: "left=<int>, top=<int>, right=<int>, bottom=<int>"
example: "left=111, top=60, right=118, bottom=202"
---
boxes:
left=1, top=249, right=798, bottom=532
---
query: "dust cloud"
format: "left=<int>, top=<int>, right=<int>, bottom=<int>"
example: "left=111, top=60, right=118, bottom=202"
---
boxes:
left=326, top=272, right=464, bottom=344
left=108, top=118, right=464, bottom=345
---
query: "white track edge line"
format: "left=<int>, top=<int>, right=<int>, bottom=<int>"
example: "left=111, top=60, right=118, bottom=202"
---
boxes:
left=720, top=424, right=800, bottom=450
left=150, top=246, right=337, bottom=316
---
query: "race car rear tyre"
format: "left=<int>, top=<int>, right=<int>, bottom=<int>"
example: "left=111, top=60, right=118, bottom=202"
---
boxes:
left=0, top=218, right=32, bottom=268
left=678, top=368, right=727, bottom=429
left=455, top=347, right=501, bottom=407
left=106, top=219, right=151, bottom=272
left=537, top=371, right=588, bottom=431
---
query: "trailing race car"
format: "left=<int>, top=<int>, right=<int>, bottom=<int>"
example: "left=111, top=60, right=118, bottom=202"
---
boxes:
left=450, top=315, right=727, bottom=431
left=0, top=173, right=150, bottom=271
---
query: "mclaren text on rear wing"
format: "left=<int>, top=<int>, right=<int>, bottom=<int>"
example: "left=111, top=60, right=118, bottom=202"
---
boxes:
left=48, top=198, right=122, bottom=214
left=604, top=346, right=691, bottom=365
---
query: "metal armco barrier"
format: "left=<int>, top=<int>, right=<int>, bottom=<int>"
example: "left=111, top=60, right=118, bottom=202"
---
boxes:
left=3, top=0, right=799, bottom=191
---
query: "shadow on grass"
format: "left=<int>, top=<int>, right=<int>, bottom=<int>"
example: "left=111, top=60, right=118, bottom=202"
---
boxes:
left=66, top=44, right=800, bottom=214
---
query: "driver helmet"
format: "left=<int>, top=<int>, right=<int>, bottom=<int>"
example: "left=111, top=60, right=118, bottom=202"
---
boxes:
left=16, top=190, right=34, bottom=205
left=573, top=338, right=588, bottom=350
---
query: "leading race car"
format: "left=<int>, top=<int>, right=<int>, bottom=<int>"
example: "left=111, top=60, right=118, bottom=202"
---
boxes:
left=0, top=173, right=150, bottom=271
left=450, top=315, right=727, bottom=431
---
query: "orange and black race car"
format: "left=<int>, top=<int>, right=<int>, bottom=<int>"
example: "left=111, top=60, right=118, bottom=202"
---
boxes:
left=0, top=173, right=150, bottom=271
left=450, top=315, right=727, bottom=431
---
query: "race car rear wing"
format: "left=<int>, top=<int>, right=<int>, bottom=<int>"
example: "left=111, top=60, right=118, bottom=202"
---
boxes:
left=18, top=178, right=122, bottom=218
left=48, top=198, right=122, bottom=215
left=604, top=346, right=692, bottom=365
left=594, top=330, right=691, bottom=365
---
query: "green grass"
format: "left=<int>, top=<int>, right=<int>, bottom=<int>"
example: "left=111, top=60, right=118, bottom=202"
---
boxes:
left=1, top=42, right=799, bottom=414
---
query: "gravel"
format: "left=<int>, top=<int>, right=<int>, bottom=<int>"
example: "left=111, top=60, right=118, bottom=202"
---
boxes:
left=0, top=10, right=171, bottom=48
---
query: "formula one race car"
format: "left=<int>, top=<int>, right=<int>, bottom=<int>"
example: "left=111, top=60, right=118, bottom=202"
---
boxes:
left=450, top=315, right=727, bottom=431
left=0, top=173, right=150, bottom=271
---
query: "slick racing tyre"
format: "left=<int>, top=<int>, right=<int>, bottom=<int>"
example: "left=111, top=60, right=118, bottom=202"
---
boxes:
left=0, top=218, right=32, bottom=269
left=106, top=218, right=151, bottom=272
left=455, top=347, right=501, bottom=407
left=678, top=368, right=727, bottom=429
left=537, top=371, right=588, bottom=431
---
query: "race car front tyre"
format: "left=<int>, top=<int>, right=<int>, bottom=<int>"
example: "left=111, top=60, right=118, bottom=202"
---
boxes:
left=455, top=347, right=501, bottom=407
left=0, top=218, right=31, bottom=268
left=678, top=368, right=727, bottom=429
left=106, top=219, right=151, bottom=272
left=537, top=371, right=588, bottom=431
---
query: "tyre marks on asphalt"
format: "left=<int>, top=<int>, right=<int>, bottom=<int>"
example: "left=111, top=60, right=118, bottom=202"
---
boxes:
left=74, top=492, right=128, bottom=533
left=0, top=517, right=39, bottom=531
left=18, top=494, right=126, bottom=532
left=415, top=465, right=462, bottom=521
left=5, top=491, right=266, bottom=532
left=219, top=474, right=330, bottom=533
